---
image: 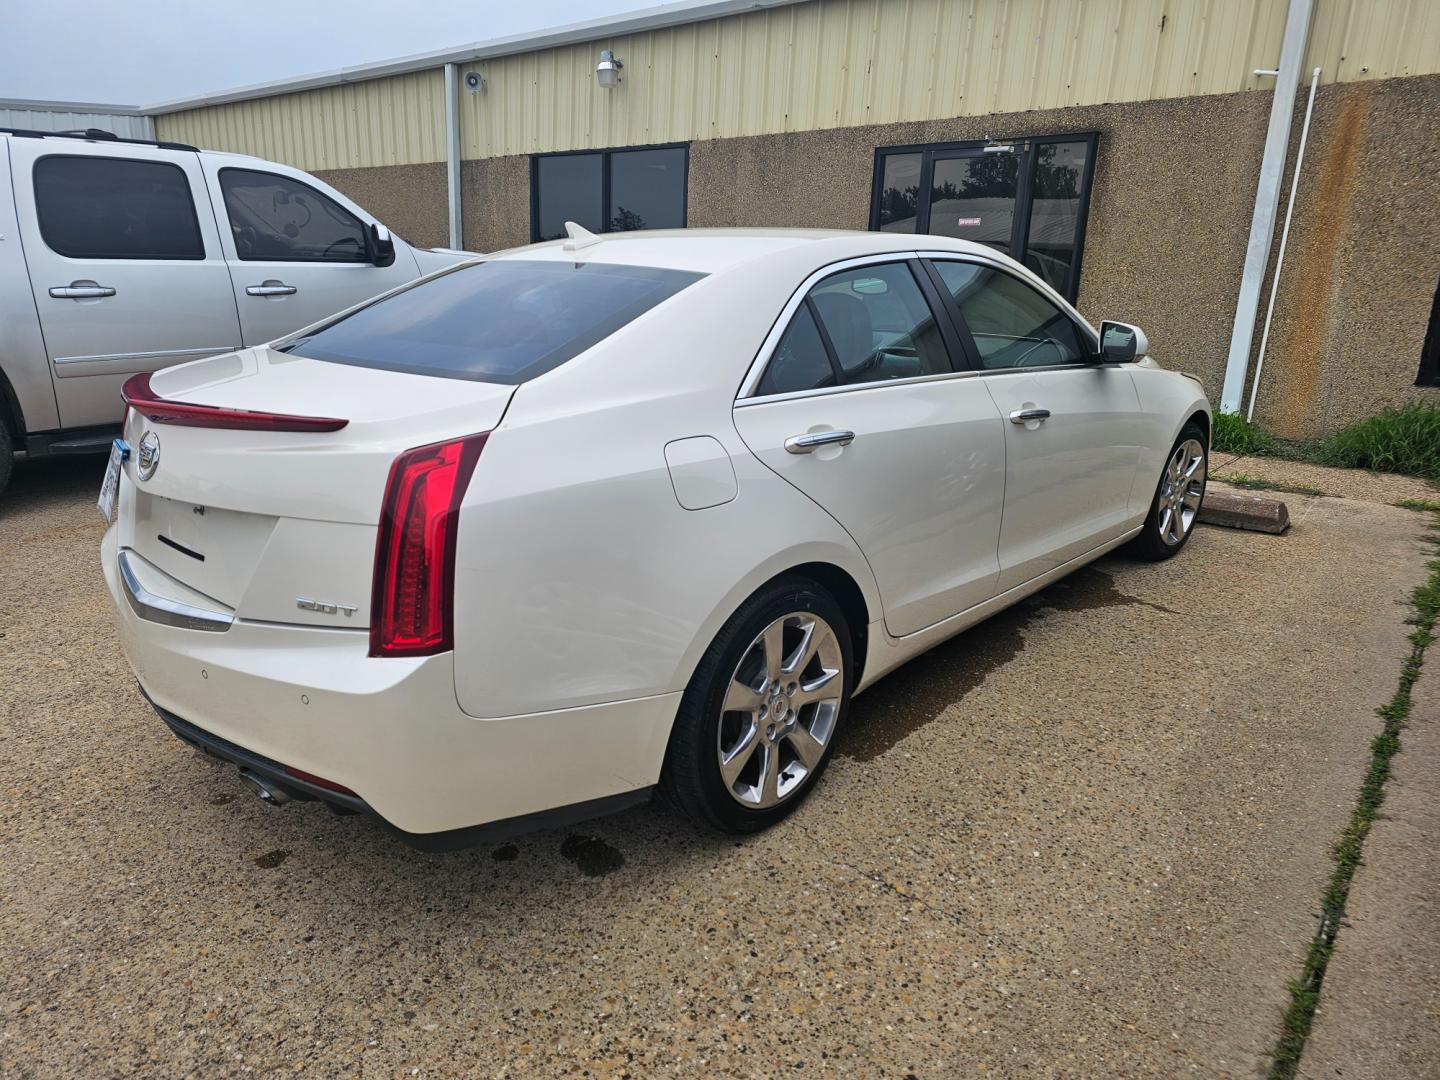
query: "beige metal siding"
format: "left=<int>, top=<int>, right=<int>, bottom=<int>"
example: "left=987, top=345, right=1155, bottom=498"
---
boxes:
left=155, top=0, right=1440, bottom=169
left=156, top=70, right=444, bottom=170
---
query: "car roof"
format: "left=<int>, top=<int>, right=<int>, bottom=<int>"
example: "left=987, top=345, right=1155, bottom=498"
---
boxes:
left=489, top=228, right=1002, bottom=275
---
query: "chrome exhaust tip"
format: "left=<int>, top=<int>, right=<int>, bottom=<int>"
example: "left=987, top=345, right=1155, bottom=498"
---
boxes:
left=238, top=768, right=291, bottom=807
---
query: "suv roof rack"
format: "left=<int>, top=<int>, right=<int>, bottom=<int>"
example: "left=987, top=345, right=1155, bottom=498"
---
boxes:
left=0, top=126, right=199, bottom=152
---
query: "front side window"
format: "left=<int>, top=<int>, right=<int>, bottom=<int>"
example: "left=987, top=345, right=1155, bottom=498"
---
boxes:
left=757, top=262, right=951, bottom=396
left=220, top=168, right=368, bottom=263
left=870, top=135, right=1097, bottom=302
left=284, top=259, right=703, bottom=384
left=933, top=261, right=1087, bottom=370
left=533, top=146, right=687, bottom=241
left=34, top=155, right=204, bottom=260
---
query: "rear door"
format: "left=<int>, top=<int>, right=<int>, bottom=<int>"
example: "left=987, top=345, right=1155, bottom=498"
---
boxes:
left=926, top=256, right=1143, bottom=591
left=200, top=160, right=418, bottom=345
left=9, top=139, right=243, bottom=429
left=732, top=257, right=1007, bottom=638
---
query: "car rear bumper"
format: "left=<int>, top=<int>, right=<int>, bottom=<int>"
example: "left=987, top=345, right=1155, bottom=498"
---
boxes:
left=102, top=528, right=677, bottom=842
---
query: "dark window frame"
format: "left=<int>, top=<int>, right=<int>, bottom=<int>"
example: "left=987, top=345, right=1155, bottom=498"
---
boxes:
left=529, top=142, right=690, bottom=243
left=868, top=133, right=1099, bottom=303
left=1418, top=278, right=1440, bottom=387
left=218, top=166, right=370, bottom=264
left=33, top=153, right=205, bottom=261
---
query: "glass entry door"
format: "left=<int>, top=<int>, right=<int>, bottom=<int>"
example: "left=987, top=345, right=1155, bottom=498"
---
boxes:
left=870, top=134, right=1096, bottom=302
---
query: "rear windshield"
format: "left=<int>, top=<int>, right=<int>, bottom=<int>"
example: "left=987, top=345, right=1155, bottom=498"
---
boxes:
left=283, top=259, right=703, bottom=383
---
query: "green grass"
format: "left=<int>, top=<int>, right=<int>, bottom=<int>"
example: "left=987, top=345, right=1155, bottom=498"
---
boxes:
left=1215, top=472, right=1324, bottom=497
left=1312, top=405, right=1440, bottom=482
left=1212, top=411, right=1279, bottom=456
left=1269, top=529, right=1440, bottom=1078
left=1396, top=498, right=1440, bottom=513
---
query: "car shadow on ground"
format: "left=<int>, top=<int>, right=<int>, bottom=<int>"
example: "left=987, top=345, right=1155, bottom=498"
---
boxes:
left=1, top=454, right=107, bottom=515
left=150, top=552, right=1172, bottom=914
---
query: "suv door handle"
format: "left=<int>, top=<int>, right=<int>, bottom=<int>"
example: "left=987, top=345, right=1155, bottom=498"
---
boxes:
left=49, top=283, right=115, bottom=299
left=246, top=281, right=297, bottom=296
left=1009, top=408, right=1052, bottom=425
left=785, top=430, right=855, bottom=454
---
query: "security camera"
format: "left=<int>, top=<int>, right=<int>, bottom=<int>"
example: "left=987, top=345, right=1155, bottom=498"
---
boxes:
left=464, top=71, right=486, bottom=93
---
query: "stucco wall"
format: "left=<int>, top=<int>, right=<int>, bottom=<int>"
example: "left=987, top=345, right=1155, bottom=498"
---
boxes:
left=314, top=162, right=449, bottom=249
left=319, top=76, right=1440, bottom=435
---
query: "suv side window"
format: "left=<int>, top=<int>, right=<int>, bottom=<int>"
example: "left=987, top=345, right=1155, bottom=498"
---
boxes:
left=932, top=260, right=1088, bottom=369
left=758, top=262, right=951, bottom=396
left=33, top=155, right=204, bottom=260
left=220, top=168, right=368, bottom=263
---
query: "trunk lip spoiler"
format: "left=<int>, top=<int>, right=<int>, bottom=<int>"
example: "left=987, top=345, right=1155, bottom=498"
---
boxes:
left=121, top=372, right=350, bottom=432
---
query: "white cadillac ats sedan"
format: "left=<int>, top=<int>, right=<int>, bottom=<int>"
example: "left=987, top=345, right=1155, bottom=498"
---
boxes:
left=101, top=228, right=1210, bottom=848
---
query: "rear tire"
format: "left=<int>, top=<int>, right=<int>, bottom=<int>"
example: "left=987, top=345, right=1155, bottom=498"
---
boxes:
left=1128, top=421, right=1208, bottom=561
left=0, top=421, right=12, bottom=496
left=661, top=577, right=853, bottom=834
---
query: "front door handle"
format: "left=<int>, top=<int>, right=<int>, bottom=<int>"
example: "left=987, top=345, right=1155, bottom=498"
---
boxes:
left=246, top=281, right=297, bottom=297
left=49, top=282, right=115, bottom=299
left=785, top=430, right=855, bottom=454
left=1009, top=408, right=1052, bottom=425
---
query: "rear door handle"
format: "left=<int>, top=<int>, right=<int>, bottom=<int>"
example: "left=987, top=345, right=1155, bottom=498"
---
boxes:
left=49, top=283, right=115, bottom=299
left=1009, top=408, right=1052, bottom=425
left=246, top=282, right=297, bottom=296
left=785, top=430, right=855, bottom=454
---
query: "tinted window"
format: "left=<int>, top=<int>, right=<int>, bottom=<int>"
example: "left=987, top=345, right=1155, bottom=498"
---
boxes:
left=934, top=261, right=1087, bottom=369
left=929, top=152, right=1018, bottom=248
left=757, top=304, right=834, bottom=396
left=1025, top=141, right=1091, bottom=297
left=533, top=146, right=688, bottom=241
left=284, top=260, right=704, bottom=383
left=609, top=147, right=686, bottom=232
left=220, top=169, right=368, bottom=262
left=757, top=262, right=950, bottom=395
left=34, top=155, right=203, bottom=260
left=875, top=152, right=921, bottom=233
left=1417, top=277, right=1440, bottom=387
left=535, top=154, right=604, bottom=242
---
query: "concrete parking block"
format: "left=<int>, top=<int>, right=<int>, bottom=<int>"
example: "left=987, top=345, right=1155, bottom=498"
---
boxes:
left=1199, top=489, right=1291, bottom=533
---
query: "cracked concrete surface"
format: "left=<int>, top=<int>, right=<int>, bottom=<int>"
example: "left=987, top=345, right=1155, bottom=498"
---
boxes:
left=0, top=456, right=1431, bottom=1078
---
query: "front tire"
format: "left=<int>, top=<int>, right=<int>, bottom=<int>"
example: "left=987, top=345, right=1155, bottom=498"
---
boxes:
left=1129, top=422, right=1208, bottom=561
left=661, top=577, right=853, bottom=834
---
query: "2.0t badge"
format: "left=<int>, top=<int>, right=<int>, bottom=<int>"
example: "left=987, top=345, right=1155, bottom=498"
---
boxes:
left=136, top=430, right=161, bottom=480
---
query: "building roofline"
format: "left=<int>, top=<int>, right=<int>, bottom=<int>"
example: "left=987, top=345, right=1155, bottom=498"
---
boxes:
left=0, top=97, right=146, bottom=115
left=142, top=0, right=809, bottom=115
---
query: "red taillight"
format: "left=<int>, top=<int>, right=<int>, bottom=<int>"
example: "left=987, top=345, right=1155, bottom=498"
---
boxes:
left=370, top=433, right=488, bottom=658
left=121, top=372, right=349, bottom=432
left=283, top=766, right=358, bottom=797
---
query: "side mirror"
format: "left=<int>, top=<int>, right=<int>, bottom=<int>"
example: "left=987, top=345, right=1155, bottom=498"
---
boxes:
left=367, top=223, right=396, bottom=268
left=1099, top=321, right=1148, bottom=363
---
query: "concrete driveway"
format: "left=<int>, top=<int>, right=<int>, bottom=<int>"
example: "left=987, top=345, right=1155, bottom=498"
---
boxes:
left=0, top=457, right=1430, bottom=1078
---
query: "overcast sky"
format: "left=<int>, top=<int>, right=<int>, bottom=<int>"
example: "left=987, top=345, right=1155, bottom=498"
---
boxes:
left=3, top=0, right=654, bottom=107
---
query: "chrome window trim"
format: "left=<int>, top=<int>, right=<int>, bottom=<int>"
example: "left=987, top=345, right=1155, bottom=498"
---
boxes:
left=118, top=549, right=233, bottom=633
left=735, top=366, right=982, bottom=408
left=736, top=251, right=948, bottom=403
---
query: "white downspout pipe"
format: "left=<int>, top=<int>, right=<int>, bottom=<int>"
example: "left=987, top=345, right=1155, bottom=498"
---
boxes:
left=444, top=62, right=463, bottom=250
left=1218, top=0, right=1316, bottom=415
left=1247, top=67, right=1322, bottom=422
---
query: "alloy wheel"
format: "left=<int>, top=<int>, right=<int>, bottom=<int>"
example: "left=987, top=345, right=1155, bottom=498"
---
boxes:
left=716, top=611, right=844, bottom=809
left=1158, top=438, right=1206, bottom=545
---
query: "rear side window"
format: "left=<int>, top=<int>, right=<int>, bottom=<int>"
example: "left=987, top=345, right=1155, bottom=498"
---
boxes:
left=34, top=155, right=203, bottom=260
left=220, top=168, right=368, bottom=262
left=284, top=260, right=704, bottom=383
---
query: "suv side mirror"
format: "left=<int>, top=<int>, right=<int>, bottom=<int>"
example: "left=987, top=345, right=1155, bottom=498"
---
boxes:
left=1099, top=321, right=1148, bottom=363
left=367, top=223, right=396, bottom=268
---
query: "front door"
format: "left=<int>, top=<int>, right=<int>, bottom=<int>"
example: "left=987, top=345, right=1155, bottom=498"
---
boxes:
left=9, top=140, right=242, bottom=429
left=732, top=258, right=1007, bottom=638
left=200, top=161, right=417, bottom=346
left=927, top=257, right=1144, bottom=592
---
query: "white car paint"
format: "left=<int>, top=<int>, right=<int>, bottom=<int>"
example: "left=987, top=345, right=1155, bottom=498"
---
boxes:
left=100, top=229, right=1209, bottom=843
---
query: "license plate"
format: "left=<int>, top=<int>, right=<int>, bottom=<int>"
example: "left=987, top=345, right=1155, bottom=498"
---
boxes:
left=98, top=439, right=129, bottom=524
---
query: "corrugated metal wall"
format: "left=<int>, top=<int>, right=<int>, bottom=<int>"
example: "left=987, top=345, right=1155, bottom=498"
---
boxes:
left=1, top=106, right=154, bottom=140
left=154, top=0, right=1440, bottom=170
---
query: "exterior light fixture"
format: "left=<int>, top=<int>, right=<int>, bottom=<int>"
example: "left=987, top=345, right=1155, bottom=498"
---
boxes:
left=596, top=50, right=623, bottom=88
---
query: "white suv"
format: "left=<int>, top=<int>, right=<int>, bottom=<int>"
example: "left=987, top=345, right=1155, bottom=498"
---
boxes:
left=0, top=127, right=467, bottom=491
